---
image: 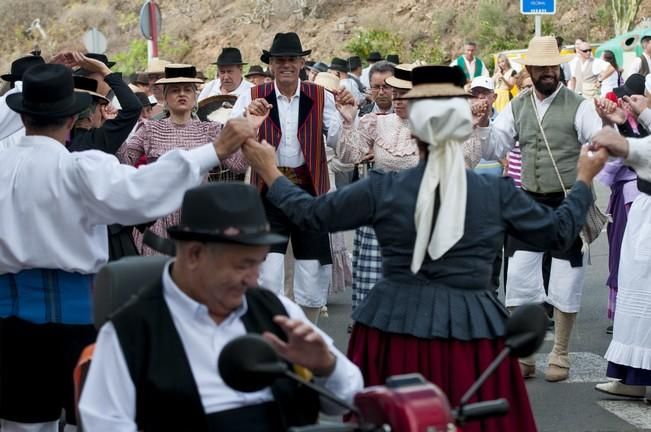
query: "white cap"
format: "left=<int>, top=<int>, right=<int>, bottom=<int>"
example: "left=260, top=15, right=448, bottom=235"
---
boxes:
left=470, top=76, right=494, bottom=91
left=646, top=74, right=651, bottom=94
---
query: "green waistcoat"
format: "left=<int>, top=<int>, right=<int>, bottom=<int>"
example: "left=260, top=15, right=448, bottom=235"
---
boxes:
left=512, top=87, right=584, bottom=193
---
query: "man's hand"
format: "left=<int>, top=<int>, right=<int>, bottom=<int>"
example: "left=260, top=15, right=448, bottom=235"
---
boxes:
left=263, top=316, right=336, bottom=377
left=246, top=98, right=272, bottom=129
left=333, top=88, right=355, bottom=107
left=336, top=100, right=357, bottom=124
left=594, top=97, right=626, bottom=125
left=214, top=118, right=256, bottom=160
left=590, top=127, right=630, bottom=158
left=576, top=145, right=608, bottom=185
left=48, top=51, right=77, bottom=68
left=471, top=99, right=491, bottom=128
left=242, top=138, right=281, bottom=185
left=622, top=95, right=650, bottom=117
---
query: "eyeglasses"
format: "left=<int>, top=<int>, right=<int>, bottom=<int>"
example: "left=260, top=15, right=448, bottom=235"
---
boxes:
left=371, top=84, right=391, bottom=91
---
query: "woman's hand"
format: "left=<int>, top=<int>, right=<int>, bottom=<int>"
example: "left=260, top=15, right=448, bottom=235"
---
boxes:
left=594, top=97, right=626, bottom=125
left=242, top=138, right=281, bottom=185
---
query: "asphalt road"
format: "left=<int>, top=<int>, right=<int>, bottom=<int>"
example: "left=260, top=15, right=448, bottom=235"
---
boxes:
left=309, top=183, right=651, bottom=432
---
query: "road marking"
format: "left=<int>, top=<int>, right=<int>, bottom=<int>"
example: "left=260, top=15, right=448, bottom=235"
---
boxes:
left=533, top=352, right=607, bottom=383
left=597, top=400, right=651, bottom=429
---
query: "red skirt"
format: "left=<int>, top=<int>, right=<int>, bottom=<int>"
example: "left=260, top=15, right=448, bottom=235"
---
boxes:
left=347, top=324, right=537, bottom=432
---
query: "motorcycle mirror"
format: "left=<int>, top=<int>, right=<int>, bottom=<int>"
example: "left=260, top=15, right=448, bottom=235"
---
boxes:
left=218, top=334, right=289, bottom=392
left=505, top=304, right=548, bottom=358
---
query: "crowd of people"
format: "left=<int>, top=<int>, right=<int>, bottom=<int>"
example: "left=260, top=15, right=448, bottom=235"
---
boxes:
left=0, top=29, right=650, bottom=432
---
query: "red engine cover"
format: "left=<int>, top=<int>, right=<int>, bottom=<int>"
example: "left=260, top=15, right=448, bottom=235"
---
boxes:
left=354, top=380, right=456, bottom=432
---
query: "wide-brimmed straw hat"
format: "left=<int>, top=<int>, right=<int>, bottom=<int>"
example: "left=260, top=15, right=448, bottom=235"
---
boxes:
left=146, top=58, right=171, bottom=75
left=314, top=72, right=340, bottom=92
left=154, top=64, right=203, bottom=85
left=73, top=76, right=110, bottom=104
left=517, top=36, right=574, bottom=66
left=385, top=63, right=415, bottom=90
left=397, top=65, right=468, bottom=99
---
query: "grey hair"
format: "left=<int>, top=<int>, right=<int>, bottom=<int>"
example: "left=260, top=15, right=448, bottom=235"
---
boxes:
left=368, top=61, right=396, bottom=83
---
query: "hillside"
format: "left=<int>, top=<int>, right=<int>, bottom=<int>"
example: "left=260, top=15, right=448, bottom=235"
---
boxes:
left=1, top=0, right=650, bottom=75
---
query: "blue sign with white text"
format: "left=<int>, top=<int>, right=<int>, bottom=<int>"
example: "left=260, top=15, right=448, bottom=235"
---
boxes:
left=520, top=0, right=555, bottom=14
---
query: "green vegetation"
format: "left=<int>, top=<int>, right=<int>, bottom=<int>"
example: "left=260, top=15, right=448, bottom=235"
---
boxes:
left=113, top=35, right=192, bottom=75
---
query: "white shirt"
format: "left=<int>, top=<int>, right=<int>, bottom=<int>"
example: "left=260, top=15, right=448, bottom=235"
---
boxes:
left=449, top=56, right=490, bottom=78
left=0, top=136, right=218, bottom=274
left=360, top=65, right=372, bottom=88
left=231, top=79, right=343, bottom=167
left=79, top=260, right=363, bottom=431
left=0, top=128, right=24, bottom=150
left=624, top=52, right=651, bottom=79
left=0, top=82, right=24, bottom=141
left=340, top=77, right=365, bottom=105
left=592, top=58, right=620, bottom=96
left=198, top=78, right=253, bottom=103
left=478, top=85, right=603, bottom=160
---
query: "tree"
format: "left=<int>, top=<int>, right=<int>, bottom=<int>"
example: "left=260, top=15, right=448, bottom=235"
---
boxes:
left=612, top=0, right=643, bottom=35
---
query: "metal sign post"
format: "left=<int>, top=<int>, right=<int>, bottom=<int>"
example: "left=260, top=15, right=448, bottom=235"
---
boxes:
left=140, top=0, right=162, bottom=64
left=520, top=0, right=555, bottom=37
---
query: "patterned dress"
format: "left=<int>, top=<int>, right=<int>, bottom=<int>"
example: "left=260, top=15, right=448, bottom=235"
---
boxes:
left=336, top=113, right=418, bottom=309
left=118, top=118, right=248, bottom=255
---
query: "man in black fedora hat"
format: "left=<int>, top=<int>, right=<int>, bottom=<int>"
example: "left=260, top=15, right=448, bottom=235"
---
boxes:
left=245, top=65, right=272, bottom=86
left=0, top=63, right=254, bottom=431
left=347, top=55, right=366, bottom=94
left=329, top=58, right=364, bottom=106
left=199, top=47, right=254, bottom=103
left=231, top=32, right=356, bottom=322
left=79, top=182, right=363, bottom=431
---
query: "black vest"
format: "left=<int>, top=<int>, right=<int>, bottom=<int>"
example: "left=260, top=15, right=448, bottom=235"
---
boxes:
left=111, top=281, right=320, bottom=431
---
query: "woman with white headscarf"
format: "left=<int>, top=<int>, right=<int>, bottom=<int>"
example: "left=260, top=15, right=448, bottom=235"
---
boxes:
left=243, top=65, right=607, bottom=432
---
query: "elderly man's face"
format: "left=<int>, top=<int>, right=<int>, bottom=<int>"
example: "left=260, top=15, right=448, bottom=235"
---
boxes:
left=219, top=65, right=244, bottom=93
left=184, top=242, right=269, bottom=317
left=370, top=71, right=394, bottom=111
left=527, top=65, right=560, bottom=96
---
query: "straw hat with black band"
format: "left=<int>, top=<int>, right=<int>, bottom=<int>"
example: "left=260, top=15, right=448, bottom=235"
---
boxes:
left=314, top=72, right=340, bottom=93
left=397, top=65, right=472, bottom=273
left=385, top=63, right=416, bottom=90
left=155, top=64, right=204, bottom=85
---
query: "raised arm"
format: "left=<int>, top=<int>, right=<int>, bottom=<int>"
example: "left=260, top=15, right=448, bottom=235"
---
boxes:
left=335, top=112, right=376, bottom=164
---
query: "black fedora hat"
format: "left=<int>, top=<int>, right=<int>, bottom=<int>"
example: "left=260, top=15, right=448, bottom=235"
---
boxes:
left=134, top=92, right=157, bottom=107
left=73, top=76, right=110, bottom=104
left=168, top=183, right=287, bottom=245
left=261, top=32, right=311, bottom=64
left=329, top=57, right=349, bottom=73
left=367, top=51, right=382, bottom=62
left=245, top=65, right=269, bottom=78
left=6, top=64, right=92, bottom=118
left=75, top=53, right=116, bottom=77
left=348, top=56, right=362, bottom=70
left=1, top=55, right=45, bottom=82
left=214, top=47, right=247, bottom=66
left=309, top=62, right=329, bottom=73
left=386, top=54, right=400, bottom=64
left=614, top=73, right=646, bottom=98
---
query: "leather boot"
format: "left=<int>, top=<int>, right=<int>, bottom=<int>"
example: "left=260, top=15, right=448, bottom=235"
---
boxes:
left=301, top=306, right=321, bottom=324
left=545, top=308, right=577, bottom=382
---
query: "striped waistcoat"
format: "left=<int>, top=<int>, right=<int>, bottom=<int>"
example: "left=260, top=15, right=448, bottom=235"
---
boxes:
left=250, top=81, right=329, bottom=196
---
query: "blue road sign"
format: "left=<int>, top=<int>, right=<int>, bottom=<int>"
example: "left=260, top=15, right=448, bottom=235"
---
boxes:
left=520, top=0, right=555, bottom=15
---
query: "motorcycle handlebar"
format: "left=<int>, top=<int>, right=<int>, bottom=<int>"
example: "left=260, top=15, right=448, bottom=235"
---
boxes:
left=456, top=398, right=510, bottom=422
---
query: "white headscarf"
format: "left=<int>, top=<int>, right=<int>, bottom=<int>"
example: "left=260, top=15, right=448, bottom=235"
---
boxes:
left=409, top=98, right=473, bottom=273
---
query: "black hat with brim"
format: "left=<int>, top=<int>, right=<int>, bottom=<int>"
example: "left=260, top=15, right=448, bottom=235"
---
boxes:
left=214, top=47, right=247, bottom=66
left=367, top=52, right=382, bottom=62
left=86, top=53, right=116, bottom=68
left=245, top=65, right=270, bottom=78
left=167, top=183, right=288, bottom=246
left=6, top=64, right=92, bottom=118
left=329, top=57, right=349, bottom=73
left=348, top=56, right=362, bottom=70
left=613, top=73, right=646, bottom=98
left=1, top=55, right=45, bottom=82
left=261, top=32, right=311, bottom=64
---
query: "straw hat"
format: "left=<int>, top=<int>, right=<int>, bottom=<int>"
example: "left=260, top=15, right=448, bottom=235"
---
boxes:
left=385, top=63, right=415, bottom=90
left=154, top=64, right=203, bottom=85
left=314, top=72, right=340, bottom=92
left=517, top=36, right=574, bottom=66
left=147, top=58, right=171, bottom=74
left=398, top=65, right=468, bottom=100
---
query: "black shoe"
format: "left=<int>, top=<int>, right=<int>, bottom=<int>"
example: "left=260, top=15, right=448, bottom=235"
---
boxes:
left=606, top=325, right=613, bottom=334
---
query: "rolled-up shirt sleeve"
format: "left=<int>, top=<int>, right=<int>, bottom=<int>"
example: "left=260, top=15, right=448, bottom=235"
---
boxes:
left=324, top=91, right=343, bottom=148
left=279, top=297, right=363, bottom=414
left=478, top=104, right=517, bottom=160
left=74, top=144, right=219, bottom=226
left=625, top=136, right=651, bottom=182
